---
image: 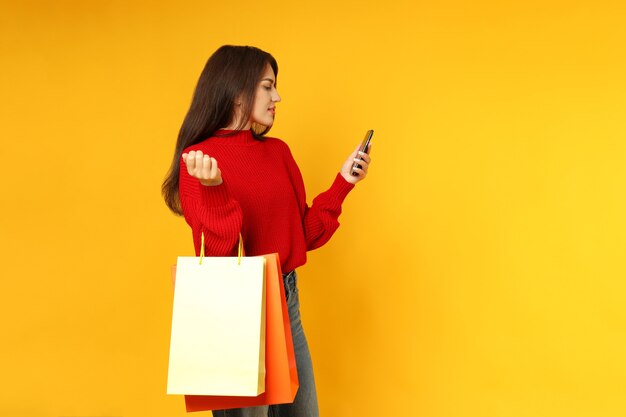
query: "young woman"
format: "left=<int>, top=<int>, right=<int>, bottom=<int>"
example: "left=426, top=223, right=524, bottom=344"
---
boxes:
left=162, top=45, right=372, bottom=417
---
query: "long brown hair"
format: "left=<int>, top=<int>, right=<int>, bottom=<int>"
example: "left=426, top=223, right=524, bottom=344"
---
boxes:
left=162, top=45, right=279, bottom=215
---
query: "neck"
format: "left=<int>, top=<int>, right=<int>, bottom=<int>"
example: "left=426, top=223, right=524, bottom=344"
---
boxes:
left=222, top=117, right=251, bottom=130
left=222, top=123, right=252, bottom=130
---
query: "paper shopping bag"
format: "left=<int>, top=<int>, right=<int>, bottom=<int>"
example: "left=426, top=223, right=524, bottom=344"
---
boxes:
left=183, top=253, right=299, bottom=412
left=167, top=254, right=267, bottom=397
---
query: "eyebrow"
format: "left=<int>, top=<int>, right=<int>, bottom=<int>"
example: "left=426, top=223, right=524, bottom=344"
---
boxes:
left=261, top=78, right=275, bottom=83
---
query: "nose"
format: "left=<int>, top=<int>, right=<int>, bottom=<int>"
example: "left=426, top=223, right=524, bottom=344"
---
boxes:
left=273, top=90, right=281, bottom=102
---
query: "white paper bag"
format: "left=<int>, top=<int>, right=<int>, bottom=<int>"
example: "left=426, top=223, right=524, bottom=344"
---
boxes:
left=167, top=256, right=266, bottom=396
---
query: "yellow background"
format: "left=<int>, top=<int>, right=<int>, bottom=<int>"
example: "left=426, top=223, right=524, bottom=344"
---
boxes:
left=1, top=1, right=625, bottom=416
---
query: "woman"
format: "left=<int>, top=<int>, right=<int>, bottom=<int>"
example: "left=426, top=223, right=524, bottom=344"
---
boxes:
left=162, top=45, right=372, bottom=417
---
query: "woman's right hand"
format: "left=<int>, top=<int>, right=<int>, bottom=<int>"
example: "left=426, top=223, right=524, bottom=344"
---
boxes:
left=182, top=150, right=223, bottom=186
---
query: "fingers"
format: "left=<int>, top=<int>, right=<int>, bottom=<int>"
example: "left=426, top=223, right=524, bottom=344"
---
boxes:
left=209, top=157, right=219, bottom=179
left=183, top=150, right=211, bottom=176
left=357, top=150, right=371, bottom=165
left=183, top=150, right=201, bottom=175
left=350, top=146, right=372, bottom=178
left=352, top=156, right=369, bottom=175
left=195, top=151, right=205, bottom=174
left=352, top=150, right=371, bottom=171
left=182, top=150, right=223, bottom=185
left=199, top=154, right=210, bottom=179
left=183, top=151, right=196, bottom=173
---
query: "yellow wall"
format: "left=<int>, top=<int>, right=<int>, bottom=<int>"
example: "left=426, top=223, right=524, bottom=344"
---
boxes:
left=1, top=1, right=625, bottom=416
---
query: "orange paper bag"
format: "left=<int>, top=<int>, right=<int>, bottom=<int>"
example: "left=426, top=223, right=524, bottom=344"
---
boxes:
left=170, top=253, right=299, bottom=411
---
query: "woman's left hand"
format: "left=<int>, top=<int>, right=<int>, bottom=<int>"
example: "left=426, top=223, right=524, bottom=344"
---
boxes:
left=340, top=143, right=372, bottom=185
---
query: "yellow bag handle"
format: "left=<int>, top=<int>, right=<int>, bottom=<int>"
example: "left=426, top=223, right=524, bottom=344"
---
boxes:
left=199, top=232, right=244, bottom=265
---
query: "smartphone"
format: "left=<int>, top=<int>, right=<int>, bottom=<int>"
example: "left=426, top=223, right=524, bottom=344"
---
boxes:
left=351, top=129, right=374, bottom=176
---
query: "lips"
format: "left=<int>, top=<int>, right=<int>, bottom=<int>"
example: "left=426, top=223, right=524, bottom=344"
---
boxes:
left=268, top=107, right=275, bottom=115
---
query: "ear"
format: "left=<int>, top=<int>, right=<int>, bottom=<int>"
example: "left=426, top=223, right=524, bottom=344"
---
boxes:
left=234, top=93, right=244, bottom=106
left=231, top=96, right=244, bottom=123
left=228, top=95, right=252, bottom=130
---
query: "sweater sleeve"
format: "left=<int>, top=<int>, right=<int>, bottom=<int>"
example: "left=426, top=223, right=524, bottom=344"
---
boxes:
left=178, top=157, right=243, bottom=257
left=283, top=144, right=355, bottom=251
left=303, top=173, right=355, bottom=250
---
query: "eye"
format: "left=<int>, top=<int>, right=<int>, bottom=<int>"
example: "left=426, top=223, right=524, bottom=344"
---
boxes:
left=263, top=85, right=272, bottom=91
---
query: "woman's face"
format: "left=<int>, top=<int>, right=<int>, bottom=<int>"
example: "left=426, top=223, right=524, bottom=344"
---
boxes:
left=249, top=64, right=281, bottom=128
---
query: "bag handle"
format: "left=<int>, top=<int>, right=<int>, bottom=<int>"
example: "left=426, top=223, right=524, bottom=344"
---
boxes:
left=199, top=232, right=244, bottom=266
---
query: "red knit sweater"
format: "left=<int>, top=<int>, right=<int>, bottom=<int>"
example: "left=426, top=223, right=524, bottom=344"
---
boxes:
left=179, top=129, right=355, bottom=273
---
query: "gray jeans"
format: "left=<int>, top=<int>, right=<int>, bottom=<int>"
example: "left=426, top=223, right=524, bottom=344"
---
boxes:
left=212, top=270, right=320, bottom=417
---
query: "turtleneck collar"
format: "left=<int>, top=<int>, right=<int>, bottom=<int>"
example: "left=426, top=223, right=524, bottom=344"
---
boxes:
left=213, top=129, right=262, bottom=145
